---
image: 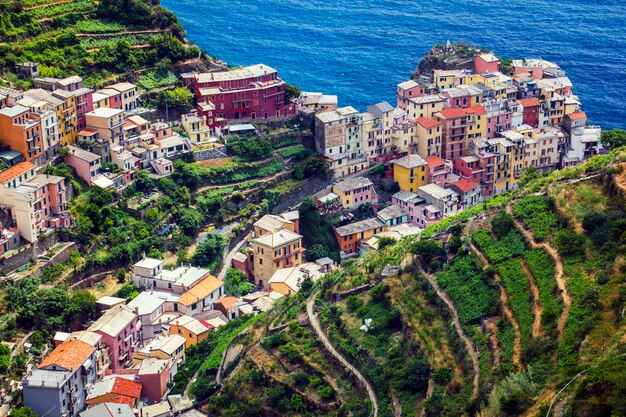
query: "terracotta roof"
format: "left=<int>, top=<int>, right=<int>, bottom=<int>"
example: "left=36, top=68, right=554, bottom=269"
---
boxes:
left=415, top=117, right=442, bottom=129
left=520, top=97, right=540, bottom=107
left=78, top=127, right=98, bottom=136
left=178, top=275, right=224, bottom=306
left=0, top=162, right=35, bottom=183
left=568, top=111, right=587, bottom=120
left=424, top=155, right=446, bottom=168
left=467, top=105, right=486, bottom=115
left=215, top=296, right=239, bottom=311
left=450, top=178, right=480, bottom=193
left=39, top=339, right=95, bottom=371
left=89, top=377, right=142, bottom=403
left=437, top=107, right=468, bottom=119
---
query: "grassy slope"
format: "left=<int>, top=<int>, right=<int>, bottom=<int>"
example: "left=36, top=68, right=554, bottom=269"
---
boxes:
left=0, top=0, right=206, bottom=88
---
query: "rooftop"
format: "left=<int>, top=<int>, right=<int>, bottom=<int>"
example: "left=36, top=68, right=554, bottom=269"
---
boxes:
left=39, top=339, right=95, bottom=372
left=254, top=214, right=293, bottom=233
left=196, top=64, right=278, bottom=83
left=171, top=315, right=212, bottom=334
left=252, top=229, right=302, bottom=248
left=68, top=146, right=100, bottom=163
left=333, top=176, right=374, bottom=193
left=424, top=155, right=446, bottom=168
left=415, top=117, right=442, bottom=129
left=393, top=154, right=427, bottom=169
left=89, top=305, right=137, bottom=337
left=87, top=376, right=142, bottom=403
left=377, top=205, right=408, bottom=222
left=87, top=107, right=124, bottom=118
left=178, top=274, right=224, bottom=306
left=419, top=183, right=458, bottom=200
left=80, top=403, right=135, bottom=417
left=335, top=217, right=386, bottom=237
left=0, top=162, right=35, bottom=184
left=450, top=178, right=480, bottom=193
left=0, top=104, right=29, bottom=117
left=269, top=262, right=324, bottom=293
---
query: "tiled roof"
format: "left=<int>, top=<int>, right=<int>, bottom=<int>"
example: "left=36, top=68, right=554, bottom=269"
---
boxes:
left=0, top=162, right=35, bottom=183
left=252, top=229, right=302, bottom=249
left=568, top=111, right=587, bottom=120
left=68, top=146, right=100, bottom=163
left=415, top=117, right=442, bottom=129
left=88, top=376, right=142, bottom=403
left=450, top=178, right=480, bottom=193
left=80, top=403, right=135, bottom=417
left=214, top=296, right=239, bottom=311
left=89, top=305, right=137, bottom=337
left=424, top=155, right=446, bottom=168
left=437, top=107, right=468, bottom=119
left=333, top=176, right=374, bottom=193
left=178, top=275, right=224, bottom=306
left=519, top=97, right=540, bottom=107
left=171, top=315, right=212, bottom=334
left=39, top=339, right=95, bottom=371
left=335, top=217, right=386, bottom=237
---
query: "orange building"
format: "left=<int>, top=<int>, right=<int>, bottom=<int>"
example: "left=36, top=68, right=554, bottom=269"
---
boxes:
left=0, top=105, right=44, bottom=165
left=334, top=218, right=388, bottom=255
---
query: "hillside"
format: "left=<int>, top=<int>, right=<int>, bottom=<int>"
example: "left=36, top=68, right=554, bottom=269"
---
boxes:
left=0, top=0, right=213, bottom=88
left=201, top=149, right=626, bottom=417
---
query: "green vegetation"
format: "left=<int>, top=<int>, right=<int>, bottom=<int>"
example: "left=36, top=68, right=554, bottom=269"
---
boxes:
left=497, top=259, right=534, bottom=344
left=436, top=255, right=499, bottom=325
left=0, top=0, right=203, bottom=88
left=472, top=229, right=525, bottom=263
left=137, top=69, right=179, bottom=89
left=512, top=195, right=558, bottom=240
left=223, top=268, right=254, bottom=297
left=599, top=128, right=626, bottom=149
left=280, top=145, right=312, bottom=160
left=299, top=197, right=340, bottom=262
left=523, top=249, right=561, bottom=332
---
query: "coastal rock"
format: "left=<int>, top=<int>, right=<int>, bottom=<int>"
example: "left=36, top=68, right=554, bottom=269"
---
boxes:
left=411, top=41, right=491, bottom=80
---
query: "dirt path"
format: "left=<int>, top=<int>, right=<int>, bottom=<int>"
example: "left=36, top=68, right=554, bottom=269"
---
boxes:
left=306, top=288, right=379, bottom=417
left=417, top=378, right=435, bottom=417
left=415, top=261, right=480, bottom=400
left=484, top=319, right=501, bottom=366
left=470, top=242, right=523, bottom=369
left=506, top=204, right=571, bottom=341
left=521, top=260, right=543, bottom=339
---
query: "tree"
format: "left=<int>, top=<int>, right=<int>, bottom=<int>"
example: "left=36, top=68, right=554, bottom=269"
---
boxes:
left=305, top=243, right=328, bottom=261
left=156, top=87, right=194, bottom=113
left=135, top=169, right=154, bottom=192
left=600, top=129, right=626, bottom=149
left=117, top=268, right=127, bottom=283
left=292, top=157, right=328, bottom=180
left=116, top=284, right=139, bottom=301
left=177, top=208, right=204, bottom=236
left=491, top=212, right=515, bottom=239
left=377, top=236, right=397, bottom=250
left=10, top=407, right=37, bottom=417
left=224, top=268, right=253, bottom=296
left=192, top=234, right=225, bottom=269
left=71, top=290, right=96, bottom=318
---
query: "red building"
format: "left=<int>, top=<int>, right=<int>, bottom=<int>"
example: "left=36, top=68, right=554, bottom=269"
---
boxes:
left=520, top=97, right=540, bottom=128
left=474, top=53, right=500, bottom=74
left=188, top=64, right=296, bottom=130
left=453, top=152, right=496, bottom=197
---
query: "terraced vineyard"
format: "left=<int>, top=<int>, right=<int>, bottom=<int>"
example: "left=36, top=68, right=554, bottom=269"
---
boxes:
left=0, top=0, right=205, bottom=88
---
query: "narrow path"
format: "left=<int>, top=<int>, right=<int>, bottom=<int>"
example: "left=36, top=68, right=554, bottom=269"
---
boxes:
left=306, top=288, right=379, bottom=417
left=484, top=319, right=501, bottom=366
left=521, top=260, right=543, bottom=339
left=217, top=237, right=247, bottom=280
left=415, top=261, right=480, bottom=399
left=506, top=204, right=571, bottom=341
left=470, top=242, right=523, bottom=369
left=417, top=378, right=434, bottom=417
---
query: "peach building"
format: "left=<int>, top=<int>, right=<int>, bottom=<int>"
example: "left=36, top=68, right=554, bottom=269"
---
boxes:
left=0, top=105, right=44, bottom=165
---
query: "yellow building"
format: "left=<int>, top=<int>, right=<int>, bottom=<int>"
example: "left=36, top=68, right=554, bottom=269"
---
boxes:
left=332, top=176, right=378, bottom=209
left=249, top=229, right=304, bottom=288
left=469, top=74, right=507, bottom=100
left=414, top=117, right=443, bottom=158
left=393, top=154, right=428, bottom=193
left=405, top=94, right=447, bottom=120
left=433, top=69, right=471, bottom=90
left=24, top=89, right=77, bottom=146
left=465, top=105, right=487, bottom=142
left=169, top=315, right=211, bottom=348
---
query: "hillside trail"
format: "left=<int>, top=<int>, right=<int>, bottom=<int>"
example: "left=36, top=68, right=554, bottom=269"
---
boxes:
left=521, top=260, right=544, bottom=339
left=415, top=261, right=480, bottom=400
left=484, top=319, right=501, bottom=366
left=306, top=288, right=379, bottom=417
left=469, top=242, right=523, bottom=370
left=506, top=204, right=571, bottom=341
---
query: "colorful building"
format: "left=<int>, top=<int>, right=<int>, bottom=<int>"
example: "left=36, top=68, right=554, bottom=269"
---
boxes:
left=189, top=64, right=296, bottom=130
left=89, top=305, right=141, bottom=371
left=334, top=217, right=388, bottom=255
left=0, top=105, right=44, bottom=165
left=332, top=176, right=378, bottom=209
left=393, top=154, right=428, bottom=193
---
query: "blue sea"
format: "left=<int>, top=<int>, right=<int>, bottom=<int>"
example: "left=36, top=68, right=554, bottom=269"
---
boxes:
left=163, top=0, right=626, bottom=130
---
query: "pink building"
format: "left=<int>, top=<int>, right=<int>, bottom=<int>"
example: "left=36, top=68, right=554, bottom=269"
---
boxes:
left=188, top=64, right=296, bottom=130
left=89, top=305, right=141, bottom=371
left=332, top=176, right=379, bottom=210
left=50, top=76, right=94, bottom=130
left=396, top=79, right=426, bottom=109
left=66, top=146, right=101, bottom=185
left=474, top=53, right=500, bottom=74
left=391, top=191, right=443, bottom=228
left=424, top=155, right=453, bottom=187
left=137, top=358, right=169, bottom=404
